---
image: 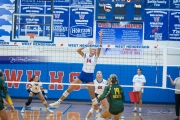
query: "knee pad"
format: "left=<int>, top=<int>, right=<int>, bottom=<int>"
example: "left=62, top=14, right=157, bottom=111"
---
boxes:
left=89, top=108, right=94, bottom=113
left=25, top=97, right=33, bottom=106
left=92, top=98, right=98, bottom=105
left=63, top=90, right=69, bottom=97
left=43, top=100, right=47, bottom=104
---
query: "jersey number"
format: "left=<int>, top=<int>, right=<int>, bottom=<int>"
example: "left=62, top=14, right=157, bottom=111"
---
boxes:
left=98, top=86, right=102, bottom=89
left=114, top=88, right=120, bottom=95
left=86, top=59, right=91, bottom=63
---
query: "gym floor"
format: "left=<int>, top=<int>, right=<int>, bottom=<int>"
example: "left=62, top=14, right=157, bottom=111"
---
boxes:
left=6, top=100, right=175, bottom=120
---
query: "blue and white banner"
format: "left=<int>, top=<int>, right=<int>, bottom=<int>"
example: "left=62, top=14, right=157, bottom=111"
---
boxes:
left=20, top=6, right=45, bottom=36
left=46, top=7, right=69, bottom=37
left=70, top=0, right=94, bottom=7
left=144, top=10, right=168, bottom=40
left=170, top=0, right=180, bottom=9
left=96, top=22, right=143, bottom=45
left=70, top=8, right=94, bottom=38
left=0, top=3, right=14, bottom=39
left=96, top=22, right=143, bottom=58
left=145, top=0, right=169, bottom=9
left=46, top=0, right=69, bottom=6
left=21, top=0, right=45, bottom=5
left=169, top=11, right=180, bottom=41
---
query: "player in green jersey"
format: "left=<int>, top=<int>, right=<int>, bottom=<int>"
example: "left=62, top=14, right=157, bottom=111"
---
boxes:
left=0, top=71, right=14, bottom=120
left=98, top=74, right=125, bottom=120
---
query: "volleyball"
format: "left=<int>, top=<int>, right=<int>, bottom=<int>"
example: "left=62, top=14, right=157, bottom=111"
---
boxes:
left=104, top=4, right=112, bottom=12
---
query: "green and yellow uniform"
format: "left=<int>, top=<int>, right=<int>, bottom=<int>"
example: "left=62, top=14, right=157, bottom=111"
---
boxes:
left=0, top=78, right=13, bottom=110
left=98, top=84, right=125, bottom=115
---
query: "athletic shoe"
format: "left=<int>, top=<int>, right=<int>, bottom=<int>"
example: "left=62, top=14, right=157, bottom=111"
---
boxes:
left=45, top=112, right=53, bottom=120
left=120, top=115, right=124, bottom=119
left=132, top=109, right=137, bottom=112
left=49, top=101, right=60, bottom=108
left=21, top=108, right=25, bottom=113
left=47, top=108, right=54, bottom=113
left=95, top=112, right=100, bottom=120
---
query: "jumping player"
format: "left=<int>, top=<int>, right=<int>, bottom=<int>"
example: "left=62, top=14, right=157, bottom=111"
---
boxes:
left=132, top=68, right=146, bottom=113
left=21, top=75, right=53, bottom=113
left=49, top=31, right=103, bottom=119
left=85, top=71, right=111, bottom=120
left=0, top=71, right=14, bottom=120
left=97, top=74, right=125, bottom=120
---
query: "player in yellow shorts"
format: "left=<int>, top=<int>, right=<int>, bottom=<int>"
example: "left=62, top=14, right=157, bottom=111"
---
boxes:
left=97, top=74, right=125, bottom=120
left=0, top=71, right=14, bottom=120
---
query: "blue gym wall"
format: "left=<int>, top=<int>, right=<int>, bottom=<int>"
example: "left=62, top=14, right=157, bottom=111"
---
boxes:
left=0, top=62, right=179, bottom=104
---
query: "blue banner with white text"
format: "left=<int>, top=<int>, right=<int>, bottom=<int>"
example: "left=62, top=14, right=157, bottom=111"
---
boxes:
left=69, top=8, right=94, bottom=38
left=145, top=0, right=169, bottom=9
left=70, top=0, right=94, bottom=7
left=170, top=0, right=180, bottom=9
left=96, top=22, right=143, bottom=45
left=169, top=11, right=180, bottom=41
left=144, top=10, right=168, bottom=40
left=46, top=7, right=69, bottom=37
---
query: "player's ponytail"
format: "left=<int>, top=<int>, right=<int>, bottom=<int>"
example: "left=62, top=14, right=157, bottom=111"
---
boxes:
left=105, top=74, right=118, bottom=97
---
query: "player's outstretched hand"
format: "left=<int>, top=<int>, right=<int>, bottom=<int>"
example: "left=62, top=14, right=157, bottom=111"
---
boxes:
left=10, top=104, right=14, bottom=112
left=99, top=30, right=103, bottom=37
left=167, top=75, right=171, bottom=78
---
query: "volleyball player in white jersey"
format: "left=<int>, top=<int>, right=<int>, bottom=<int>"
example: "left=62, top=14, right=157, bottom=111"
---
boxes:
left=85, top=71, right=111, bottom=120
left=132, top=68, right=146, bottom=113
left=49, top=31, right=103, bottom=119
left=21, top=75, right=53, bottom=113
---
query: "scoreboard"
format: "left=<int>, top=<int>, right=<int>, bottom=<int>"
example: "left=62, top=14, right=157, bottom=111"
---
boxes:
left=95, top=0, right=145, bottom=21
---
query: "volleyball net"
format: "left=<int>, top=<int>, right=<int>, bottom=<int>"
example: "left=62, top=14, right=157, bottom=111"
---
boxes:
left=0, top=44, right=179, bottom=100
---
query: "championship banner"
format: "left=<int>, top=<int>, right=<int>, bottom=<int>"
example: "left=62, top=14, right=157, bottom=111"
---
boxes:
left=70, top=0, right=94, bottom=7
left=96, top=22, right=143, bottom=58
left=46, top=7, right=69, bottom=37
left=145, top=0, right=169, bottom=9
left=46, top=0, right=69, bottom=6
left=169, top=11, right=180, bottom=41
left=69, top=8, right=94, bottom=38
left=20, top=6, right=45, bottom=36
left=144, top=10, right=168, bottom=40
left=170, top=0, right=180, bottom=9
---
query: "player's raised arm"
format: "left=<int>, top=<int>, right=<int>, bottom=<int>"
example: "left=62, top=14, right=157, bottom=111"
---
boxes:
left=77, top=47, right=85, bottom=57
left=77, top=40, right=93, bottom=57
left=96, top=30, right=103, bottom=57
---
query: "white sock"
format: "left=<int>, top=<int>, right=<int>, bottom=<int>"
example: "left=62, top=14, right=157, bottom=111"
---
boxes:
left=100, top=117, right=105, bottom=120
left=22, top=107, right=25, bottom=110
left=46, top=107, right=49, bottom=110
left=85, top=118, right=88, bottom=120
left=134, top=107, right=137, bottom=110
left=139, top=108, right=141, bottom=111
left=99, top=105, right=103, bottom=109
left=58, top=99, right=62, bottom=103
left=96, top=110, right=99, bottom=113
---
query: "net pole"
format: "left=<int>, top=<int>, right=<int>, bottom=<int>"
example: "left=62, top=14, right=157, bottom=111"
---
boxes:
left=162, top=46, right=167, bottom=88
